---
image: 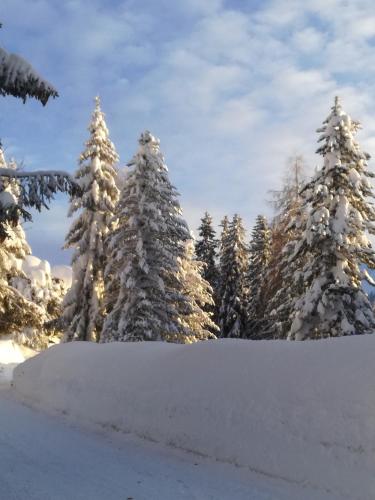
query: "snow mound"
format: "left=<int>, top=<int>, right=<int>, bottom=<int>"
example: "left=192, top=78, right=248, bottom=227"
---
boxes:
left=13, top=337, right=375, bottom=500
left=51, top=265, right=72, bottom=288
left=0, top=339, right=35, bottom=387
left=22, top=255, right=52, bottom=287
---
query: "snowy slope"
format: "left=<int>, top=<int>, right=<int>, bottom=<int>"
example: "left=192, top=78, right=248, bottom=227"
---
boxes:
left=13, top=337, right=375, bottom=500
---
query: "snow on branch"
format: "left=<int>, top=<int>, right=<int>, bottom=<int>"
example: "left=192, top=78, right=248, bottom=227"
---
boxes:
left=0, top=169, right=81, bottom=240
left=0, top=169, right=80, bottom=210
left=0, top=46, right=58, bottom=105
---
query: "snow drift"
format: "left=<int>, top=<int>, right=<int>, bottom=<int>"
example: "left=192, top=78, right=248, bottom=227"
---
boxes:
left=13, top=337, right=375, bottom=500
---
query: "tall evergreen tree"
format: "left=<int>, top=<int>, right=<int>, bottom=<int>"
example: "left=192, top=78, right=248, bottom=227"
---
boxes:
left=262, top=207, right=304, bottom=339
left=63, top=96, right=119, bottom=342
left=175, top=239, right=218, bottom=342
left=246, top=215, right=271, bottom=338
left=0, top=151, right=70, bottom=347
left=101, top=131, right=192, bottom=343
left=195, top=212, right=218, bottom=289
left=219, top=216, right=230, bottom=253
left=217, top=215, right=229, bottom=309
left=0, top=147, right=42, bottom=337
left=262, top=158, right=306, bottom=339
left=0, top=151, right=31, bottom=270
left=218, top=214, right=248, bottom=338
left=288, top=97, right=375, bottom=339
left=195, top=211, right=219, bottom=324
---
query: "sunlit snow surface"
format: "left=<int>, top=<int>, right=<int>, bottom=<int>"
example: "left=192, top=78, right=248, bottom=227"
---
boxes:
left=12, top=337, right=375, bottom=499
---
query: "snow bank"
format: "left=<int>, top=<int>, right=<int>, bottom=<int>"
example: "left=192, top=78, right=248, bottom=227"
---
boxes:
left=0, top=339, right=36, bottom=387
left=13, top=337, right=375, bottom=499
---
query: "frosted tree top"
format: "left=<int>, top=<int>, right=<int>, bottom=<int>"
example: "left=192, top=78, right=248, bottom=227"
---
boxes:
left=316, top=96, right=369, bottom=169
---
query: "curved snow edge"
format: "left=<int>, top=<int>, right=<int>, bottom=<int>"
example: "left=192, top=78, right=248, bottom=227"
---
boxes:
left=13, top=337, right=375, bottom=499
left=0, top=339, right=36, bottom=387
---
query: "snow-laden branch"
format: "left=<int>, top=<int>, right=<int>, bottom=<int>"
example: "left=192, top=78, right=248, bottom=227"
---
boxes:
left=0, top=168, right=74, bottom=179
left=0, top=46, right=58, bottom=105
left=0, top=169, right=80, bottom=210
left=0, top=169, right=81, bottom=240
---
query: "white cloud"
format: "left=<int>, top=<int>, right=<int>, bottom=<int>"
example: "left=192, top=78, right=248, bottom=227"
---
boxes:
left=3, top=0, right=375, bottom=263
left=292, top=27, right=326, bottom=53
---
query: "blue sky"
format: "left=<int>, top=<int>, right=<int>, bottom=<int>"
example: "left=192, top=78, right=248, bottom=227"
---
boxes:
left=2, top=0, right=375, bottom=264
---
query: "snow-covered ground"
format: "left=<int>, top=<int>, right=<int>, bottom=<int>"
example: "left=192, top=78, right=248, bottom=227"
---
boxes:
left=13, top=337, right=375, bottom=500
left=0, top=389, right=341, bottom=500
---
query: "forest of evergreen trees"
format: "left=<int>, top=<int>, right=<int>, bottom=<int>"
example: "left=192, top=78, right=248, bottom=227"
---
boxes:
left=199, top=97, right=375, bottom=341
left=1, top=32, right=375, bottom=347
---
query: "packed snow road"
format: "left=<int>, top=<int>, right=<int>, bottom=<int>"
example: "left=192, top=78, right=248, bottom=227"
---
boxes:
left=0, top=389, right=339, bottom=500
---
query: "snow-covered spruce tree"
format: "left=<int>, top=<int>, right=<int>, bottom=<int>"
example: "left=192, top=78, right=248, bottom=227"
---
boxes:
left=218, top=214, right=248, bottom=338
left=246, top=215, right=271, bottom=339
left=0, top=149, right=43, bottom=337
left=174, top=239, right=218, bottom=342
left=219, top=215, right=230, bottom=253
left=0, top=152, right=31, bottom=272
left=195, top=212, right=218, bottom=289
left=261, top=207, right=304, bottom=339
left=102, top=131, right=193, bottom=343
left=11, top=256, right=68, bottom=349
left=0, top=150, right=68, bottom=347
left=63, top=97, right=119, bottom=342
left=195, top=211, right=219, bottom=324
left=262, top=158, right=306, bottom=339
left=217, top=215, right=229, bottom=310
left=0, top=252, right=42, bottom=338
left=288, top=97, right=375, bottom=340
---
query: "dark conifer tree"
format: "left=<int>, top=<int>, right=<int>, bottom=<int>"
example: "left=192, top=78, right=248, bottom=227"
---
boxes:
left=246, top=215, right=271, bottom=338
left=195, top=212, right=219, bottom=324
left=218, top=214, right=248, bottom=338
left=195, top=212, right=218, bottom=290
